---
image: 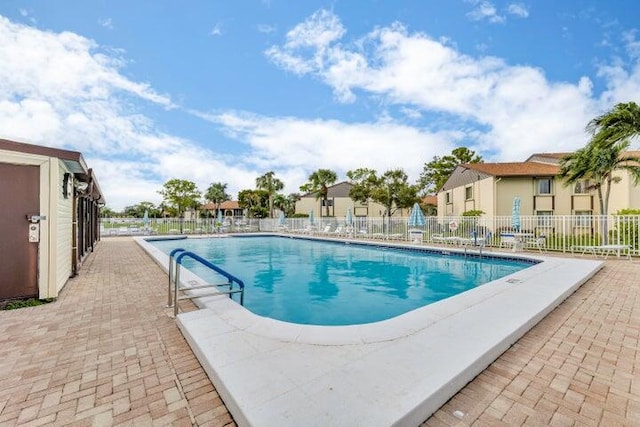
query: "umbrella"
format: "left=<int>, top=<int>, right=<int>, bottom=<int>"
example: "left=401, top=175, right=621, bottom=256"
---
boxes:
left=278, top=210, right=286, bottom=225
left=345, top=206, right=353, bottom=226
left=512, top=197, right=521, bottom=231
left=217, top=210, right=223, bottom=226
left=408, top=202, right=426, bottom=227
left=309, top=209, right=315, bottom=226
left=142, top=209, right=149, bottom=230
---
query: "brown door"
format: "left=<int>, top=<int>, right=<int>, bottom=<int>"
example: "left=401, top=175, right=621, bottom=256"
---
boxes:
left=0, top=163, right=40, bottom=300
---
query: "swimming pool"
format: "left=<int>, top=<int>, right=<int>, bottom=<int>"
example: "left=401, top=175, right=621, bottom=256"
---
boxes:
left=137, top=235, right=603, bottom=425
left=150, top=236, right=534, bottom=325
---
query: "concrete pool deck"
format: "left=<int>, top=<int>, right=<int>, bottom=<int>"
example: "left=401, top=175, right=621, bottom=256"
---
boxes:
left=1, top=238, right=638, bottom=426
left=139, top=236, right=603, bottom=426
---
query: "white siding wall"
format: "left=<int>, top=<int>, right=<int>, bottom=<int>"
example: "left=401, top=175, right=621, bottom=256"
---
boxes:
left=55, top=161, right=73, bottom=292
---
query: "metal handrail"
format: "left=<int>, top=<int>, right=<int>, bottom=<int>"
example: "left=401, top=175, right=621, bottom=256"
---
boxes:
left=170, top=250, right=245, bottom=317
left=167, top=248, right=187, bottom=308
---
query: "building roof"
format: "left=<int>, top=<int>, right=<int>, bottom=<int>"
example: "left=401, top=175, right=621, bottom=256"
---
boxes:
left=0, top=138, right=104, bottom=203
left=422, top=195, right=437, bottom=206
left=462, top=162, right=560, bottom=177
left=300, top=181, right=353, bottom=198
left=526, top=152, right=571, bottom=160
left=202, top=200, right=241, bottom=210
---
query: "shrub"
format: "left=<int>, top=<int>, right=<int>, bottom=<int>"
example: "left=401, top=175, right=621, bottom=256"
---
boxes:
left=1, top=298, right=55, bottom=310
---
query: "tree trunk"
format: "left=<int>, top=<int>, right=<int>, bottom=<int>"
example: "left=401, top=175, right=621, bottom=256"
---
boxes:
left=597, top=185, right=607, bottom=245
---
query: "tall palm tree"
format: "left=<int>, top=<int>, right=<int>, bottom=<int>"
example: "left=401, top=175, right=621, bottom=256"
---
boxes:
left=256, top=171, right=284, bottom=218
left=587, top=102, right=640, bottom=149
left=559, top=140, right=640, bottom=243
left=300, top=169, right=338, bottom=217
left=204, top=182, right=231, bottom=218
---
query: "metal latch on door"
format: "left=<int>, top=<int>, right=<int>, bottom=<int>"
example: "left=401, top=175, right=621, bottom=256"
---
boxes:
left=26, top=214, right=46, bottom=243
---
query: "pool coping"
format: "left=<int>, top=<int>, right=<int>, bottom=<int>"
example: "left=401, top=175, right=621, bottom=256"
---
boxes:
left=136, top=235, right=604, bottom=426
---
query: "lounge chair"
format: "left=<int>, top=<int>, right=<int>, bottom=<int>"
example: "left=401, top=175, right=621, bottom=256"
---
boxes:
left=317, top=225, right=331, bottom=235
left=330, top=226, right=344, bottom=236
left=524, top=235, right=546, bottom=253
left=570, top=244, right=631, bottom=259
left=499, top=233, right=517, bottom=249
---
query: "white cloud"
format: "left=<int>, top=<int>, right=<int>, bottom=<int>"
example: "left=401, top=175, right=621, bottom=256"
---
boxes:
left=265, top=10, right=614, bottom=160
left=0, top=16, right=197, bottom=210
left=265, top=9, right=347, bottom=78
left=399, top=107, right=422, bottom=120
left=18, top=8, right=36, bottom=24
left=98, top=18, right=114, bottom=29
left=258, top=24, right=276, bottom=34
left=466, top=1, right=505, bottom=24
left=623, top=29, right=640, bottom=60
left=195, top=110, right=458, bottom=189
left=210, top=23, right=223, bottom=36
left=506, top=3, right=529, bottom=18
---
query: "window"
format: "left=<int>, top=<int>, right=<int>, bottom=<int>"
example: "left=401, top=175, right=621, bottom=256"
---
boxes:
left=536, top=211, right=553, bottom=227
left=536, top=178, right=553, bottom=195
left=445, top=192, right=451, bottom=204
left=573, top=180, right=591, bottom=194
left=465, top=186, right=473, bottom=200
left=574, top=210, right=592, bottom=227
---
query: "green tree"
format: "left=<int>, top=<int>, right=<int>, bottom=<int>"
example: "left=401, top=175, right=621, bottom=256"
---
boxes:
left=256, top=171, right=284, bottom=218
left=299, top=169, right=338, bottom=217
left=347, top=168, right=418, bottom=229
left=238, top=189, right=269, bottom=218
left=418, top=147, right=483, bottom=194
left=204, top=182, right=231, bottom=217
left=158, top=179, right=201, bottom=232
left=123, top=201, right=160, bottom=218
left=99, top=206, right=118, bottom=218
left=587, top=102, right=640, bottom=149
left=559, top=140, right=640, bottom=243
left=158, top=202, right=177, bottom=218
left=273, top=193, right=300, bottom=217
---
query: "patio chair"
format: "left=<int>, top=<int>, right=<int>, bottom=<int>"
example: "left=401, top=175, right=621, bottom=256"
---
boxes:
left=524, top=235, right=546, bottom=253
left=499, top=233, right=517, bottom=250
left=314, top=224, right=330, bottom=234
left=330, top=226, right=344, bottom=236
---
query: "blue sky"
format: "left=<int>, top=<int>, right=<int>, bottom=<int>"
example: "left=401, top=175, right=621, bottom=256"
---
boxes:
left=1, top=1, right=639, bottom=210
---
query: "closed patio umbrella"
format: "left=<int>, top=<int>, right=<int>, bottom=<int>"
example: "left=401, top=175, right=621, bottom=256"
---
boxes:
left=309, top=209, right=315, bottom=226
left=217, top=210, right=223, bottom=232
left=408, top=202, right=426, bottom=243
left=512, top=197, right=521, bottom=231
left=142, top=209, right=149, bottom=227
left=279, top=210, right=286, bottom=225
left=408, top=202, right=426, bottom=227
left=346, top=206, right=353, bottom=226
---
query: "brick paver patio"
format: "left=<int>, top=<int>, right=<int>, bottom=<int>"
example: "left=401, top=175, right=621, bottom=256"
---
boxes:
left=0, top=238, right=638, bottom=426
left=0, top=239, right=233, bottom=427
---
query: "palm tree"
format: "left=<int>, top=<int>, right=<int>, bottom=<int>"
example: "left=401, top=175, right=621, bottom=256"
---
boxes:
left=559, top=140, right=640, bottom=243
left=273, top=193, right=301, bottom=217
left=204, top=182, right=231, bottom=218
left=587, top=102, right=640, bottom=149
left=256, top=171, right=284, bottom=218
left=299, top=169, right=338, bottom=217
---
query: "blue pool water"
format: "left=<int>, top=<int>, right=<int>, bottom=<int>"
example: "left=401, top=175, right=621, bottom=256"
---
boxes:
left=151, top=236, right=534, bottom=326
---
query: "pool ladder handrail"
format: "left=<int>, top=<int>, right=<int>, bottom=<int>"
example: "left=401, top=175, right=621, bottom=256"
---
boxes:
left=167, top=249, right=245, bottom=317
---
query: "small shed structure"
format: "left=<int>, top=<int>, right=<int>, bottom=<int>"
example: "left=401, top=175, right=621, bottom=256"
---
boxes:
left=0, top=138, right=104, bottom=301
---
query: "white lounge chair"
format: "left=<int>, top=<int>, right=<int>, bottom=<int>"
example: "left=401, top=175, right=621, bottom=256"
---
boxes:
left=571, top=244, right=631, bottom=259
left=499, top=233, right=517, bottom=250
left=330, top=226, right=344, bottom=236
left=524, top=235, right=546, bottom=253
left=317, top=225, right=331, bottom=235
